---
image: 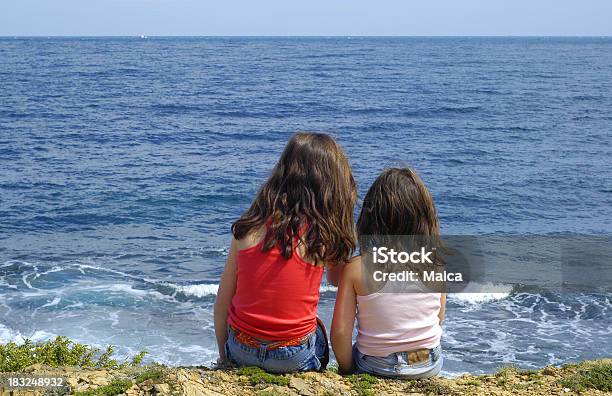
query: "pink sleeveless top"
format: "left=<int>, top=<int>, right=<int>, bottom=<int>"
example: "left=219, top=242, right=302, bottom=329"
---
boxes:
left=356, top=290, right=442, bottom=357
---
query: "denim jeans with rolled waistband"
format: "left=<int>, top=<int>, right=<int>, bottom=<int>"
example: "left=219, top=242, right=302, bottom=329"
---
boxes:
left=353, top=344, right=443, bottom=379
left=225, top=324, right=328, bottom=373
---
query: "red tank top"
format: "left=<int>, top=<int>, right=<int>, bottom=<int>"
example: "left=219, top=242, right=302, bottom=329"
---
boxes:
left=227, top=237, right=324, bottom=341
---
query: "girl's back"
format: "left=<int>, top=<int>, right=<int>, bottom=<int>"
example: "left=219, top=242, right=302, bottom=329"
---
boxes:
left=331, top=167, right=446, bottom=378
left=228, top=228, right=323, bottom=340
left=355, top=286, right=442, bottom=357
left=214, top=132, right=357, bottom=373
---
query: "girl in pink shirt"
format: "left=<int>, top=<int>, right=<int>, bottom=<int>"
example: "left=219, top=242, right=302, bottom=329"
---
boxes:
left=331, top=167, right=446, bottom=377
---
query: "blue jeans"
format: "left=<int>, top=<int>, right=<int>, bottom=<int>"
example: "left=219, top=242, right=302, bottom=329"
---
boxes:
left=354, top=344, right=443, bottom=379
left=225, top=324, right=328, bottom=373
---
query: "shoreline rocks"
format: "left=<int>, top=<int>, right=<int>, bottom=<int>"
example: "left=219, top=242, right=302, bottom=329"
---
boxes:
left=0, top=359, right=609, bottom=396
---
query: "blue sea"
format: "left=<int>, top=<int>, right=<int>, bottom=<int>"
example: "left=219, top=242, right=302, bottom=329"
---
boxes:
left=0, top=37, right=611, bottom=376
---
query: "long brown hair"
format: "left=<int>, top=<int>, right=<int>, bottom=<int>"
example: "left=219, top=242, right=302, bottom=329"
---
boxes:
left=358, top=168, right=445, bottom=293
left=357, top=167, right=440, bottom=237
left=232, top=132, right=357, bottom=265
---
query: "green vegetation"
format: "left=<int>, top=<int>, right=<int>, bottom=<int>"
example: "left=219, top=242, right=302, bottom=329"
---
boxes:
left=494, top=365, right=517, bottom=378
left=512, top=382, right=531, bottom=391
left=134, top=365, right=164, bottom=383
left=236, top=366, right=290, bottom=386
left=406, top=379, right=456, bottom=395
left=494, top=365, right=517, bottom=387
left=517, top=368, right=541, bottom=380
left=347, top=373, right=378, bottom=396
left=71, top=366, right=165, bottom=396
left=463, top=378, right=481, bottom=386
left=73, top=379, right=133, bottom=396
left=2, top=336, right=611, bottom=396
left=0, top=336, right=148, bottom=372
left=496, top=377, right=508, bottom=386
left=541, top=366, right=558, bottom=376
left=557, top=360, right=612, bottom=392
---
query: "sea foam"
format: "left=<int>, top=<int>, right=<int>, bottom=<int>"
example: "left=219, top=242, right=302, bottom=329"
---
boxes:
left=449, top=282, right=513, bottom=304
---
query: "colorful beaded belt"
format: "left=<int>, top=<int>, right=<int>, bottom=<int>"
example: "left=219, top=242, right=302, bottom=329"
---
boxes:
left=230, top=325, right=311, bottom=351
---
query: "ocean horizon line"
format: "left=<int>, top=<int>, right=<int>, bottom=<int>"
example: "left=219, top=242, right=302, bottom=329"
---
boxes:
left=2, top=34, right=612, bottom=38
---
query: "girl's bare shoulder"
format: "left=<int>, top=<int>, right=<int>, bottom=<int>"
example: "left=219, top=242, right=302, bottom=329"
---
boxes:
left=234, top=226, right=266, bottom=251
left=345, top=255, right=363, bottom=273
left=342, top=256, right=362, bottom=287
left=341, top=256, right=369, bottom=295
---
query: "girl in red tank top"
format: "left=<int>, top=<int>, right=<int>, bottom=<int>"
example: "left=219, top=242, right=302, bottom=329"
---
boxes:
left=214, top=132, right=356, bottom=373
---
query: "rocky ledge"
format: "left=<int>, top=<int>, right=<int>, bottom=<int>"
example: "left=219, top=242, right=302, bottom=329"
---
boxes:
left=0, top=359, right=610, bottom=396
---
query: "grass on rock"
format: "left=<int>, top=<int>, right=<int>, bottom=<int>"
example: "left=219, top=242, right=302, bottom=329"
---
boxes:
left=1, top=337, right=611, bottom=395
left=0, top=336, right=147, bottom=372
left=347, top=373, right=378, bottom=396
left=236, top=366, right=290, bottom=386
left=72, top=379, right=133, bottom=396
left=557, top=360, right=612, bottom=392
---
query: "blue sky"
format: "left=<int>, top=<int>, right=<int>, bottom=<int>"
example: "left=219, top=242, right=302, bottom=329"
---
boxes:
left=1, top=0, right=611, bottom=36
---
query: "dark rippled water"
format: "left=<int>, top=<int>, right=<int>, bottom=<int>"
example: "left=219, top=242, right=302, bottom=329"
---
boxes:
left=1, top=37, right=611, bottom=375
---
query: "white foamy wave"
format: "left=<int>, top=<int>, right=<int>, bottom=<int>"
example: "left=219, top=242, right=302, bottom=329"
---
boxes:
left=0, top=323, right=20, bottom=343
left=170, top=283, right=337, bottom=298
left=87, top=283, right=151, bottom=297
left=320, top=285, right=338, bottom=293
left=40, top=296, right=61, bottom=308
left=69, top=283, right=178, bottom=305
left=0, top=276, right=17, bottom=290
left=76, top=264, right=157, bottom=283
left=449, top=282, right=513, bottom=305
left=0, top=323, right=57, bottom=345
left=174, top=284, right=219, bottom=298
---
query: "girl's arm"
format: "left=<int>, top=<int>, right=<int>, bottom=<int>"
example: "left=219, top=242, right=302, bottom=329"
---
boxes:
left=438, top=292, right=446, bottom=324
left=326, top=262, right=343, bottom=287
left=214, top=238, right=238, bottom=362
left=331, top=259, right=358, bottom=374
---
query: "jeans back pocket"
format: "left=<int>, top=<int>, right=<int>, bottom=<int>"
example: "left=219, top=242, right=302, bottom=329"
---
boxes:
left=266, top=342, right=309, bottom=360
